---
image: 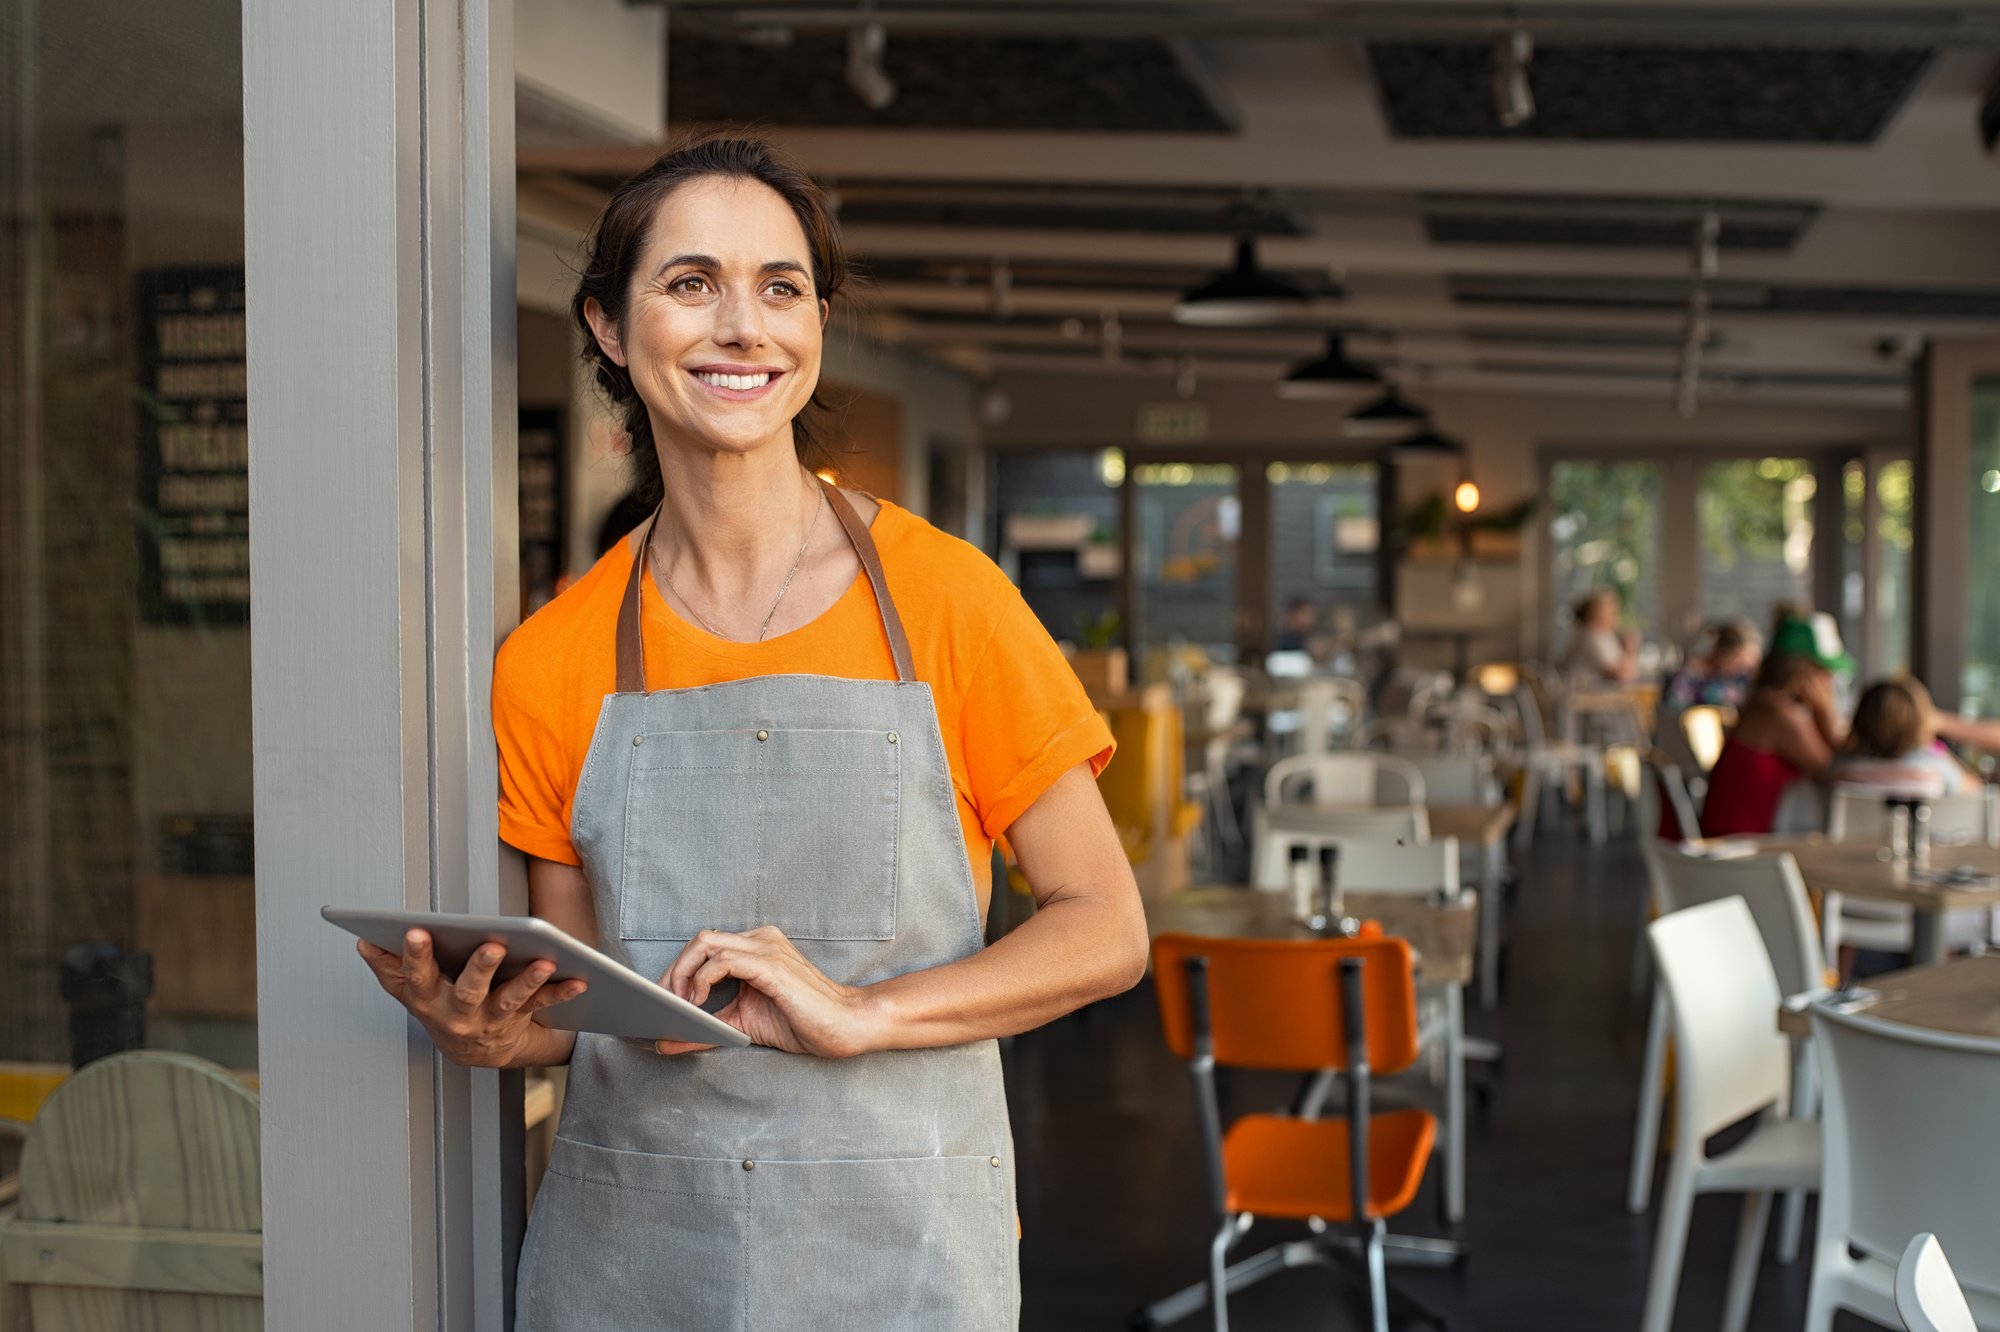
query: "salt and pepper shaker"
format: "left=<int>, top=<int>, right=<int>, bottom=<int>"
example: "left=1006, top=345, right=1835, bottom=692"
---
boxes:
left=1887, top=802, right=1911, bottom=865
left=1287, top=844, right=1317, bottom=928
left=1912, top=801, right=1933, bottom=871
left=1315, top=845, right=1340, bottom=934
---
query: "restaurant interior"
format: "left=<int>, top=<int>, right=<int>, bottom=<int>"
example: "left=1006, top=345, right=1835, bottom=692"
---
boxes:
left=7, top=1, right=2000, bottom=1328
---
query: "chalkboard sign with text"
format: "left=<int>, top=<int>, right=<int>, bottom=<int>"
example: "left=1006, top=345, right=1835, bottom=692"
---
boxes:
left=137, top=265, right=249, bottom=624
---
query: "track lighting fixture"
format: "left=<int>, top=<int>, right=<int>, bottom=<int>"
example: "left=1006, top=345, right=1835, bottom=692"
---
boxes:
left=1494, top=30, right=1535, bottom=129
left=1275, top=335, right=1379, bottom=400
left=846, top=20, right=896, bottom=111
left=1341, top=384, right=1428, bottom=438
left=1387, top=427, right=1464, bottom=461
left=1173, top=235, right=1311, bottom=326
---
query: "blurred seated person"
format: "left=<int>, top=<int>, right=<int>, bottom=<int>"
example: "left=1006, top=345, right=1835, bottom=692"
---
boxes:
left=1660, top=617, right=1760, bottom=717
left=1699, top=644, right=1847, bottom=837
left=1274, top=597, right=1318, bottom=653
left=1559, top=589, right=1639, bottom=685
left=1831, top=677, right=1976, bottom=796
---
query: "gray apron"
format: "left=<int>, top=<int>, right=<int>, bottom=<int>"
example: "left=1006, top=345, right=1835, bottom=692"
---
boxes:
left=517, top=482, right=1019, bottom=1331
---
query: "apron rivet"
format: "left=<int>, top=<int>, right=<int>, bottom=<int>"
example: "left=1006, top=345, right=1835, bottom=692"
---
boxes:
left=632, top=735, right=644, bottom=747
left=756, top=729, right=770, bottom=742
left=742, top=1159, right=756, bottom=1171
left=989, top=1156, right=1001, bottom=1168
left=887, top=731, right=899, bottom=744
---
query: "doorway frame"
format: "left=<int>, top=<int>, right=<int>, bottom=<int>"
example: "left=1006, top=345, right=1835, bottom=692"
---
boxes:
left=243, top=0, right=523, bottom=1326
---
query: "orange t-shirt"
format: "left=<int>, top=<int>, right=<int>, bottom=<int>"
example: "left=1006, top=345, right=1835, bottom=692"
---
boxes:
left=493, top=500, right=1115, bottom=902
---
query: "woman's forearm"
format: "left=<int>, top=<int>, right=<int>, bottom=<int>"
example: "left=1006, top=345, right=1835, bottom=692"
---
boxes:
left=506, top=1023, right=578, bottom=1069
left=850, top=884, right=1147, bottom=1053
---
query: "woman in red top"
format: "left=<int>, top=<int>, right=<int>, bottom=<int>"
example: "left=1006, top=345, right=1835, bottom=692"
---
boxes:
left=1700, top=650, right=1845, bottom=836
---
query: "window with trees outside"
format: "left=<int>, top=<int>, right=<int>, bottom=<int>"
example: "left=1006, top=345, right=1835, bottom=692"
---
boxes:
left=1697, top=457, right=1815, bottom=633
left=1964, top=380, right=2000, bottom=714
left=1548, top=461, right=1662, bottom=651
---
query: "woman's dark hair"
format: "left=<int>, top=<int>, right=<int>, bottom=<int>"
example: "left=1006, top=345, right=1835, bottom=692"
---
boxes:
left=1754, top=650, right=1826, bottom=696
left=1711, top=620, right=1751, bottom=657
left=571, top=135, right=848, bottom=503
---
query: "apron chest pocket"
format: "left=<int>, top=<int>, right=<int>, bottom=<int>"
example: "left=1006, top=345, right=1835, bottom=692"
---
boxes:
left=619, top=727, right=902, bottom=942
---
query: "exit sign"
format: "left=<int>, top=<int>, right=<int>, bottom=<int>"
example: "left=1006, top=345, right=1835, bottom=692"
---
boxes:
left=1134, top=401, right=1209, bottom=444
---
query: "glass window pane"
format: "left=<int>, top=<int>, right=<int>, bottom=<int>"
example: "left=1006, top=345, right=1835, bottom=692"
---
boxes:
left=1267, top=461, right=1378, bottom=659
left=1838, top=459, right=1866, bottom=662
left=1874, top=459, right=1913, bottom=677
left=1698, top=457, right=1816, bottom=629
left=1134, top=462, right=1239, bottom=666
left=1548, top=461, right=1662, bottom=647
left=1963, top=380, right=2000, bottom=712
left=992, top=450, right=1121, bottom=646
left=2, top=0, right=254, bottom=1092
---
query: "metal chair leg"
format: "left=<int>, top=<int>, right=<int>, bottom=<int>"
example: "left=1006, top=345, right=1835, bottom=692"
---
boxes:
left=1362, top=1220, right=1390, bottom=1332
left=1208, top=1217, right=1234, bottom=1332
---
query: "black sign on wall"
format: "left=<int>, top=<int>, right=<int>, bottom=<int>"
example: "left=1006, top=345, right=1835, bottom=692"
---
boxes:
left=519, top=406, right=567, bottom=615
left=136, top=265, right=249, bottom=624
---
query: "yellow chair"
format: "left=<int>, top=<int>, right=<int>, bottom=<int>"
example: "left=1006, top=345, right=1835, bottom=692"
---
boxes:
left=1097, top=686, right=1202, bottom=895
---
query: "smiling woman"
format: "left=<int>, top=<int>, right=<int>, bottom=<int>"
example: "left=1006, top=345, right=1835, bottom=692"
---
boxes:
left=352, top=135, right=1148, bottom=1332
left=571, top=137, right=850, bottom=496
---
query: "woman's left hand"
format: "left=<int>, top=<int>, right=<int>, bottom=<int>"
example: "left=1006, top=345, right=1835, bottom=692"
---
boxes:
left=657, top=926, right=876, bottom=1058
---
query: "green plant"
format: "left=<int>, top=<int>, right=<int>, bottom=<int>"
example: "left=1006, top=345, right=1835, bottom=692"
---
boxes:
left=1077, top=609, right=1123, bottom=650
left=1393, top=492, right=1537, bottom=550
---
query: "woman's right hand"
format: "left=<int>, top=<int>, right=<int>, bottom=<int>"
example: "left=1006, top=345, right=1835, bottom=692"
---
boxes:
left=357, top=929, right=584, bottom=1068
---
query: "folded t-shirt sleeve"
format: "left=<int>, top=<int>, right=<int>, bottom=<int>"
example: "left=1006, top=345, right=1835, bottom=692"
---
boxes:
left=959, top=573, right=1115, bottom=839
left=493, top=635, right=582, bottom=866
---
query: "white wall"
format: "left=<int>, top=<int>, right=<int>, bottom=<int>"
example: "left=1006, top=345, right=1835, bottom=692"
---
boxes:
left=820, top=327, right=984, bottom=527
left=514, top=0, right=665, bottom=143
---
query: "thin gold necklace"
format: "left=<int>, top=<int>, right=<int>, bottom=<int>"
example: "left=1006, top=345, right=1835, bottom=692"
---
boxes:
left=656, top=475, right=824, bottom=642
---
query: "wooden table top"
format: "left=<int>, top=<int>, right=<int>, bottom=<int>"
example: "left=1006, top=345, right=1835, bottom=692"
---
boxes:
left=1267, top=801, right=1516, bottom=849
left=1778, top=954, right=2000, bottom=1041
left=1148, top=886, right=1479, bottom=986
left=1427, top=803, right=1518, bottom=848
left=1694, top=835, right=2000, bottom=910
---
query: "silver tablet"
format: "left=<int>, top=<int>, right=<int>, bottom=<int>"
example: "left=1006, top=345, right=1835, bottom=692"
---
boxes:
left=322, top=907, right=751, bottom=1047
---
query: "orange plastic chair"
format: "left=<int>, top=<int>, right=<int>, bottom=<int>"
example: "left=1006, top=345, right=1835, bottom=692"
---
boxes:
left=1134, top=932, right=1457, bottom=1332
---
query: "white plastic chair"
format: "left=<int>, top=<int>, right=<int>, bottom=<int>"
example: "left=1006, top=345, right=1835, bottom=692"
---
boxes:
left=1827, top=786, right=1997, bottom=844
left=1250, top=832, right=1474, bottom=1224
left=1249, top=826, right=1456, bottom=894
left=1264, top=752, right=1425, bottom=810
left=1641, top=898, right=1821, bottom=1332
left=1385, top=753, right=1498, bottom=808
left=1511, top=679, right=1608, bottom=847
left=1823, top=786, right=1999, bottom=960
left=1628, top=843, right=1825, bottom=1270
left=1188, top=668, right=1251, bottom=852
left=1251, top=804, right=1431, bottom=890
left=1897, top=1234, right=1979, bottom=1332
left=1807, top=1007, right=2000, bottom=1332
left=1298, top=677, right=1367, bottom=754
left=1263, top=675, right=1366, bottom=756
left=1629, top=757, right=1701, bottom=1000
left=1641, top=756, right=1700, bottom=842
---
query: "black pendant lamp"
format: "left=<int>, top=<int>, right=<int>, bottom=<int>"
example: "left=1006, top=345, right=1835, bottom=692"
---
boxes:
left=1341, top=384, right=1428, bottom=438
left=1172, top=235, right=1311, bottom=327
left=1275, top=334, right=1380, bottom=400
left=1387, top=426, right=1465, bottom=460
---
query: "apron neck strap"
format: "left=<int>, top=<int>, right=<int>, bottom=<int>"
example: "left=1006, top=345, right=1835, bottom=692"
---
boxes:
left=614, top=477, right=915, bottom=694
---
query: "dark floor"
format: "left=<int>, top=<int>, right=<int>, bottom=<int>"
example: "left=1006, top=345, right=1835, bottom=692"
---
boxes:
left=1004, top=834, right=1883, bottom=1331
